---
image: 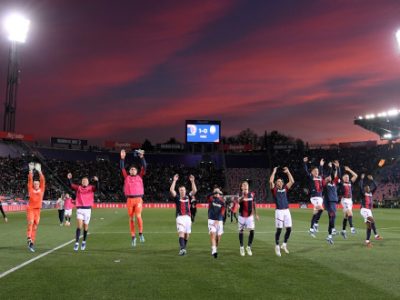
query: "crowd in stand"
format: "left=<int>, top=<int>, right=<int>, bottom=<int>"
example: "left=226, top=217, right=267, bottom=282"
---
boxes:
left=0, top=143, right=399, bottom=205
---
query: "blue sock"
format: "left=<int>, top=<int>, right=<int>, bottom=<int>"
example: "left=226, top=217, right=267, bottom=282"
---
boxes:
left=75, top=228, right=81, bottom=243
left=179, top=237, right=185, bottom=249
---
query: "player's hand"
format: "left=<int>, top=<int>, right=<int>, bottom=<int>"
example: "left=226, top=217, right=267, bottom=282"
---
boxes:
left=93, top=176, right=99, bottom=181
left=283, top=167, right=289, bottom=174
left=344, top=166, right=350, bottom=172
left=328, top=162, right=332, bottom=168
left=67, top=173, right=72, bottom=179
left=120, top=149, right=126, bottom=160
left=333, top=160, right=340, bottom=168
left=189, top=174, right=195, bottom=182
left=28, top=162, right=35, bottom=172
left=303, top=157, right=308, bottom=163
left=173, top=174, right=179, bottom=181
left=367, top=175, right=373, bottom=180
left=138, top=150, right=144, bottom=158
left=361, top=173, right=365, bottom=179
left=273, top=167, right=278, bottom=172
left=34, top=163, right=42, bottom=173
left=320, top=159, right=325, bottom=166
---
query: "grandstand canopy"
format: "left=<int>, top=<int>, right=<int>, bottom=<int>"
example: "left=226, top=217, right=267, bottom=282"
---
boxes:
left=354, top=109, right=400, bottom=141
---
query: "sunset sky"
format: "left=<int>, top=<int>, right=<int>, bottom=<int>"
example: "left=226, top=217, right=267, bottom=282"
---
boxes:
left=1, top=0, right=400, bottom=145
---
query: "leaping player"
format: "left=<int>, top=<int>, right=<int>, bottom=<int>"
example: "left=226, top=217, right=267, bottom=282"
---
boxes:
left=323, top=161, right=340, bottom=245
left=68, top=173, right=99, bottom=251
left=304, top=157, right=325, bottom=237
left=359, top=174, right=383, bottom=247
left=120, top=149, right=147, bottom=247
left=270, top=166, right=295, bottom=257
left=26, top=162, right=45, bottom=252
left=339, top=165, right=358, bottom=239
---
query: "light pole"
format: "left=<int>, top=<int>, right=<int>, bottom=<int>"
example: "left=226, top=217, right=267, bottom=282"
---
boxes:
left=2, top=13, right=30, bottom=132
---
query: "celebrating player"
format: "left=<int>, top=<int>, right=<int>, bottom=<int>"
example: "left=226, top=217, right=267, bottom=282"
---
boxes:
left=323, top=161, right=339, bottom=245
left=63, top=193, right=74, bottom=226
left=359, top=174, right=383, bottom=247
left=304, top=157, right=325, bottom=237
left=26, top=162, right=45, bottom=252
left=170, top=174, right=197, bottom=256
left=339, top=165, right=358, bottom=239
left=207, top=187, right=226, bottom=258
left=238, top=181, right=259, bottom=256
left=68, top=173, right=99, bottom=251
left=120, top=149, right=147, bottom=247
left=270, top=166, right=295, bottom=257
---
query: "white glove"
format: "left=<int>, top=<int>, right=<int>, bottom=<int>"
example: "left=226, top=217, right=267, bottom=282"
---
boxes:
left=28, top=162, right=35, bottom=172
left=34, top=163, right=42, bottom=173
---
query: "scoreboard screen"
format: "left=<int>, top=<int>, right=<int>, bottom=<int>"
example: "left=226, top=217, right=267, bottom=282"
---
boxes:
left=186, top=120, right=220, bottom=143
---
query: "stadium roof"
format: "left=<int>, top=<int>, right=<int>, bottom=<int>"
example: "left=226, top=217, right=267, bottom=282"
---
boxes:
left=354, top=109, right=400, bottom=141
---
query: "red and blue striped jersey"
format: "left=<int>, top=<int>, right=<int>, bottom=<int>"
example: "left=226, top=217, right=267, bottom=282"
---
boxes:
left=174, top=195, right=191, bottom=217
left=239, top=192, right=256, bottom=217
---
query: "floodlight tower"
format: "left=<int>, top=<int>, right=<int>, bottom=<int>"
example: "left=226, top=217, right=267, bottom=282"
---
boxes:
left=2, top=13, right=30, bottom=132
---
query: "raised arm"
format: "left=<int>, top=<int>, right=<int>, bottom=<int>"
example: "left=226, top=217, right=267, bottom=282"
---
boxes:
left=92, top=176, right=99, bottom=192
left=368, top=175, right=377, bottom=194
left=344, top=166, right=358, bottom=183
left=120, top=149, right=128, bottom=178
left=269, top=167, right=277, bottom=189
left=67, top=173, right=79, bottom=191
left=359, top=173, right=365, bottom=190
left=170, top=174, right=178, bottom=198
left=138, top=151, right=147, bottom=177
left=27, top=162, right=34, bottom=189
left=189, top=175, right=197, bottom=196
left=319, top=158, right=325, bottom=177
left=303, top=157, right=311, bottom=177
left=283, top=167, right=295, bottom=190
left=35, top=163, right=45, bottom=190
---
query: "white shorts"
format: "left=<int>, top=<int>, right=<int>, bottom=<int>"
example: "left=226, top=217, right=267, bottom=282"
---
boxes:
left=360, top=208, right=373, bottom=222
left=76, top=208, right=92, bottom=225
left=275, top=209, right=292, bottom=228
left=310, top=197, right=323, bottom=208
left=176, top=215, right=192, bottom=234
left=208, top=219, right=224, bottom=235
left=64, top=209, right=73, bottom=216
left=341, top=198, right=353, bottom=212
left=238, top=215, right=255, bottom=231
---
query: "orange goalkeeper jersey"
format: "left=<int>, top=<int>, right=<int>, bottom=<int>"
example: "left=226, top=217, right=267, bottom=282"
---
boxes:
left=28, top=172, right=45, bottom=209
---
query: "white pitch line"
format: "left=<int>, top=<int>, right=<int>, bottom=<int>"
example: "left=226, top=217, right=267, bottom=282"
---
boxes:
left=0, top=238, right=76, bottom=279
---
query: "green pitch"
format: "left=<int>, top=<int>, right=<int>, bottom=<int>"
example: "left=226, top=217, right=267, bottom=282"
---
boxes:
left=0, top=208, right=399, bottom=300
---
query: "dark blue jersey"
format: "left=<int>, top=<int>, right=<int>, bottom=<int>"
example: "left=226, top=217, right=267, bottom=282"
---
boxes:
left=271, top=186, right=289, bottom=209
left=304, top=163, right=323, bottom=197
left=324, top=177, right=339, bottom=203
left=207, top=195, right=226, bottom=221
left=174, top=195, right=192, bottom=217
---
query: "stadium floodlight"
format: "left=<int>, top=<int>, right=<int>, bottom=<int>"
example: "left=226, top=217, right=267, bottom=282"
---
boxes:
left=397, top=30, right=400, bottom=50
left=3, top=13, right=30, bottom=43
left=387, top=109, right=399, bottom=116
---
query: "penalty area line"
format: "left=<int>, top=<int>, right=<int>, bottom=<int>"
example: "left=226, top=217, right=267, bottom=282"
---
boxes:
left=0, top=238, right=76, bottom=280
